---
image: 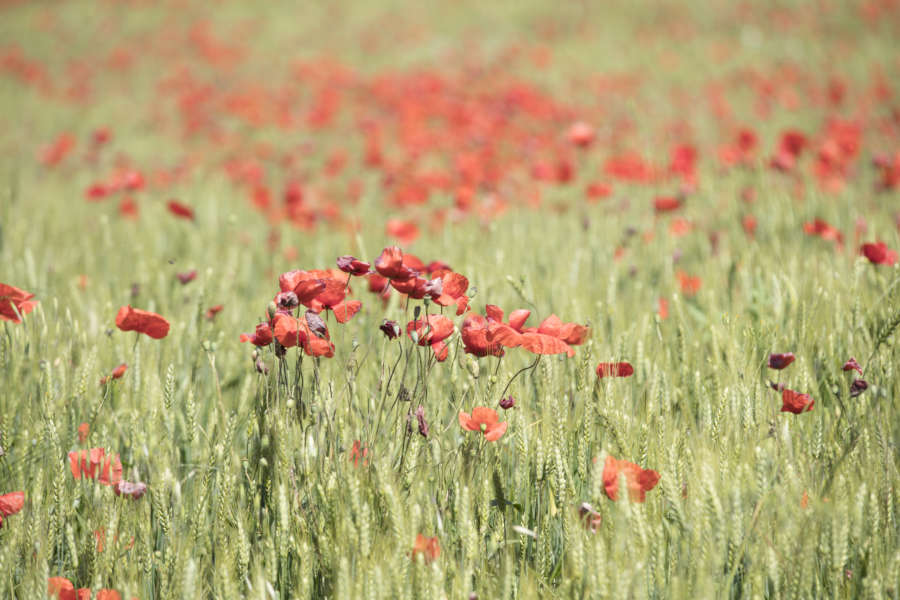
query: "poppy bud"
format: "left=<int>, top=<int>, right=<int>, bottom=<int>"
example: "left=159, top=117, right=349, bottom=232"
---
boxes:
left=276, top=291, right=299, bottom=310
left=850, top=378, right=868, bottom=397
left=413, top=305, right=421, bottom=319
left=380, top=319, right=400, bottom=340
left=415, top=405, right=429, bottom=438
left=499, top=395, right=515, bottom=410
left=266, top=302, right=278, bottom=320
left=255, top=358, right=269, bottom=375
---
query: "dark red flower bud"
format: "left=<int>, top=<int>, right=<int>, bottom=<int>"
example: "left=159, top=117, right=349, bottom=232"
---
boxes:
left=499, top=395, right=515, bottom=410
left=380, top=319, right=400, bottom=340
left=850, top=379, right=868, bottom=397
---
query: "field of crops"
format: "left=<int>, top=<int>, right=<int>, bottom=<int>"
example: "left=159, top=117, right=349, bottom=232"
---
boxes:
left=1, top=1, right=899, bottom=598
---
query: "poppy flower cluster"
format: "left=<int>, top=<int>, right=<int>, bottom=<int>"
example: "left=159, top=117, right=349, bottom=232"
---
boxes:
left=861, top=242, right=897, bottom=266
left=458, top=407, right=508, bottom=442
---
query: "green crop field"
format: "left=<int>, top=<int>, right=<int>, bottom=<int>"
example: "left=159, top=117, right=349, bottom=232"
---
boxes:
left=1, top=1, right=899, bottom=598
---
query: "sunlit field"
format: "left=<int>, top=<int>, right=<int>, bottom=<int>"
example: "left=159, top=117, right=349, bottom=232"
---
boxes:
left=1, top=1, right=899, bottom=598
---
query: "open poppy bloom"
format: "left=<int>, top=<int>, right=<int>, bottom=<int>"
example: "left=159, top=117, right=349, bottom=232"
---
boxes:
left=78, top=422, right=90, bottom=443
left=460, top=314, right=504, bottom=357
left=176, top=270, right=197, bottom=284
left=407, top=314, right=454, bottom=361
left=458, top=406, right=508, bottom=441
left=411, top=534, right=440, bottom=563
left=0, top=491, right=24, bottom=528
left=47, top=577, right=91, bottom=600
left=374, top=246, right=415, bottom=280
left=676, top=271, right=701, bottom=296
left=239, top=322, right=273, bottom=347
left=601, top=455, right=660, bottom=502
left=336, top=255, right=370, bottom=276
left=68, top=448, right=123, bottom=486
left=205, top=305, right=224, bottom=320
left=0, top=283, right=38, bottom=323
left=767, top=353, right=795, bottom=370
left=429, top=271, right=470, bottom=315
left=596, top=362, right=634, bottom=378
left=115, top=305, right=170, bottom=339
left=861, top=242, right=898, bottom=265
left=781, top=388, right=814, bottom=414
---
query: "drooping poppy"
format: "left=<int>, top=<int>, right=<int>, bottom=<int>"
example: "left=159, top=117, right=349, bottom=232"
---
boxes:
left=0, top=283, right=38, bottom=323
left=0, top=491, right=24, bottom=527
left=767, top=353, right=795, bottom=370
left=458, top=406, right=508, bottom=441
left=596, top=362, right=634, bottom=378
left=115, top=306, right=170, bottom=339
left=336, top=255, right=370, bottom=276
left=781, top=388, right=814, bottom=414
left=601, top=455, right=660, bottom=502
left=842, top=357, right=862, bottom=375
left=861, top=242, right=898, bottom=265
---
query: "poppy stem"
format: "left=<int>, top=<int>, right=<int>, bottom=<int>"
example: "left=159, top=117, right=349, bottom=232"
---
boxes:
left=498, top=356, right=540, bottom=400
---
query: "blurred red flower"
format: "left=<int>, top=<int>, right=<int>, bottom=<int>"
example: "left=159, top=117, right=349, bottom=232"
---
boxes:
left=601, top=456, right=660, bottom=502
left=0, top=283, right=38, bottom=323
left=458, top=406, right=508, bottom=441
left=115, top=306, right=170, bottom=339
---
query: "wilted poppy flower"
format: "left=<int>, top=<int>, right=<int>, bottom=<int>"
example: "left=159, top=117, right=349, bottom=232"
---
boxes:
left=380, top=319, right=401, bottom=340
left=842, top=357, right=863, bottom=375
left=240, top=322, right=273, bottom=347
left=458, top=407, right=508, bottom=441
left=77, top=422, right=89, bottom=443
left=330, top=299, right=362, bottom=323
left=176, top=270, right=197, bottom=285
left=781, top=388, right=814, bottom=414
left=114, top=480, right=147, bottom=500
left=499, top=395, right=515, bottom=410
left=68, top=448, right=123, bottom=485
left=115, top=306, right=170, bottom=339
left=767, top=353, right=795, bottom=370
left=848, top=378, right=868, bottom=397
left=167, top=200, right=194, bottom=220
left=601, top=455, right=660, bottom=502
left=99, top=363, right=128, bottom=385
left=0, top=283, right=38, bottom=323
left=861, top=242, right=898, bottom=265
left=461, top=314, right=504, bottom=357
left=411, top=534, right=440, bottom=563
left=596, top=362, right=634, bottom=378
left=336, top=255, right=370, bottom=276
left=0, top=491, right=24, bottom=527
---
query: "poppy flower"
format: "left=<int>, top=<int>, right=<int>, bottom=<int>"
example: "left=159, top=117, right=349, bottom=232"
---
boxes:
left=115, top=306, right=170, bottom=339
left=803, top=219, right=843, bottom=245
left=48, top=577, right=90, bottom=600
left=205, top=305, right=223, bottom=320
left=391, top=275, right=429, bottom=299
left=167, top=200, right=194, bottom=220
left=239, top=322, right=273, bottom=347
left=380, top=319, right=401, bottom=340
left=461, top=314, right=504, bottom=357
left=657, top=297, right=669, bottom=320
left=596, top=362, right=634, bottom=378
left=485, top=305, right=531, bottom=332
left=601, top=455, right=660, bottom=502
left=861, top=242, right=898, bottom=265
left=0, top=283, right=38, bottom=323
left=781, top=388, right=814, bottom=414
left=330, top=300, right=362, bottom=323
left=99, top=363, right=128, bottom=385
left=114, top=480, right=147, bottom=500
left=842, top=357, right=863, bottom=375
left=68, top=448, right=123, bottom=485
left=96, top=591, right=122, bottom=600
left=78, top=422, right=90, bottom=443
left=531, top=314, right=589, bottom=346
left=411, top=534, right=440, bottom=563
left=568, top=121, right=595, bottom=147
left=767, top=353, right=795, bottom=370
left=850, top=379, right=868, bottom=397
left=349, top=440, right=369, bottom=467
left=0, top=491, right=24, bottom=527
left=176, top=270, right=197, bottom=284
left=430, top=272, right=470, bottom=315
left=407, top=314, right=454, bottom=360
left=676, top=271, right=701, bottom=296
left=119, top=197, right=139, bottom=219
left=654, top=196, right=682, bottom=213
left=336, top=255, right=370, bottom=276
left=499, top=395, right=515, bottom=410
left=458, top=407, right=508, bottom=441
left=374, top=246, right=415, bottom=280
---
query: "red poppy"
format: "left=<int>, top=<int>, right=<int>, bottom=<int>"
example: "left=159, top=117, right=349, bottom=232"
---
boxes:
left=411, top=534, right=440, bottom=563
left=803, top=219, right=843, bottom=246
left=458, top=406, right=508, bottom=441
left=119, top=197, right=139, bottom=220
left=349, top=440, right=369, bottom=467
left=239, top=322, right=273, bottom=347
left=205, top=305, right=224, bottom=320
left=767, top=353, right=795, bottom=370
left=68, top=448, right=123, bottom=485
left=97, top=591, right=122, bottom=600
left=842, top=357, right=863, bottom=375
left=568, top=121, right=595, bottom=147
left=596, top=362, right=634, bottom=378
left=654, top=196, right=682, bottom=213
left=861, top=242, right=898, bottom=265
left=336, top=255, right=370, bottom=276
left=48, top=577, right=90, bottom=600
left=330, top=299, right=362, bottom=323
left=176, top=270, right=197, bottom=284
left=391, top=275, right=429, bottom=299
left=374, top=246, right=415, bottom=280
left=601, top=455, right=660, bottom=502
left=99, top=363, right=128, bottom=385
left=676, top=271, right=701, bottom=296
left=0, top=491, right=24, bottom=528
left=386, top=219, right=420, bottom=245
left=781, top=388, right=814, bottom=414
left=115, top=306, right=170, bottom=339
left=585, top=181, right=612, bottom=202
left=430, top=272, right=469, bottom=315
left=657, top=297, right=669, bottom=320
left=77, top=422, right=90, bottom=443
left=407, top=314, right=454, bottom=360
left=0, top=283, right=38, bottom=323
left=460, top=314, right=504, bottom=357
left=167, top=200, right=194, bottom=220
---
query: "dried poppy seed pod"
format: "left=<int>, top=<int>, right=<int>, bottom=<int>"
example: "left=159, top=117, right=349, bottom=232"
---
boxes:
left=276, top=291, right=299, bottom=310
left=499, top=395, right=515, bottom=410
